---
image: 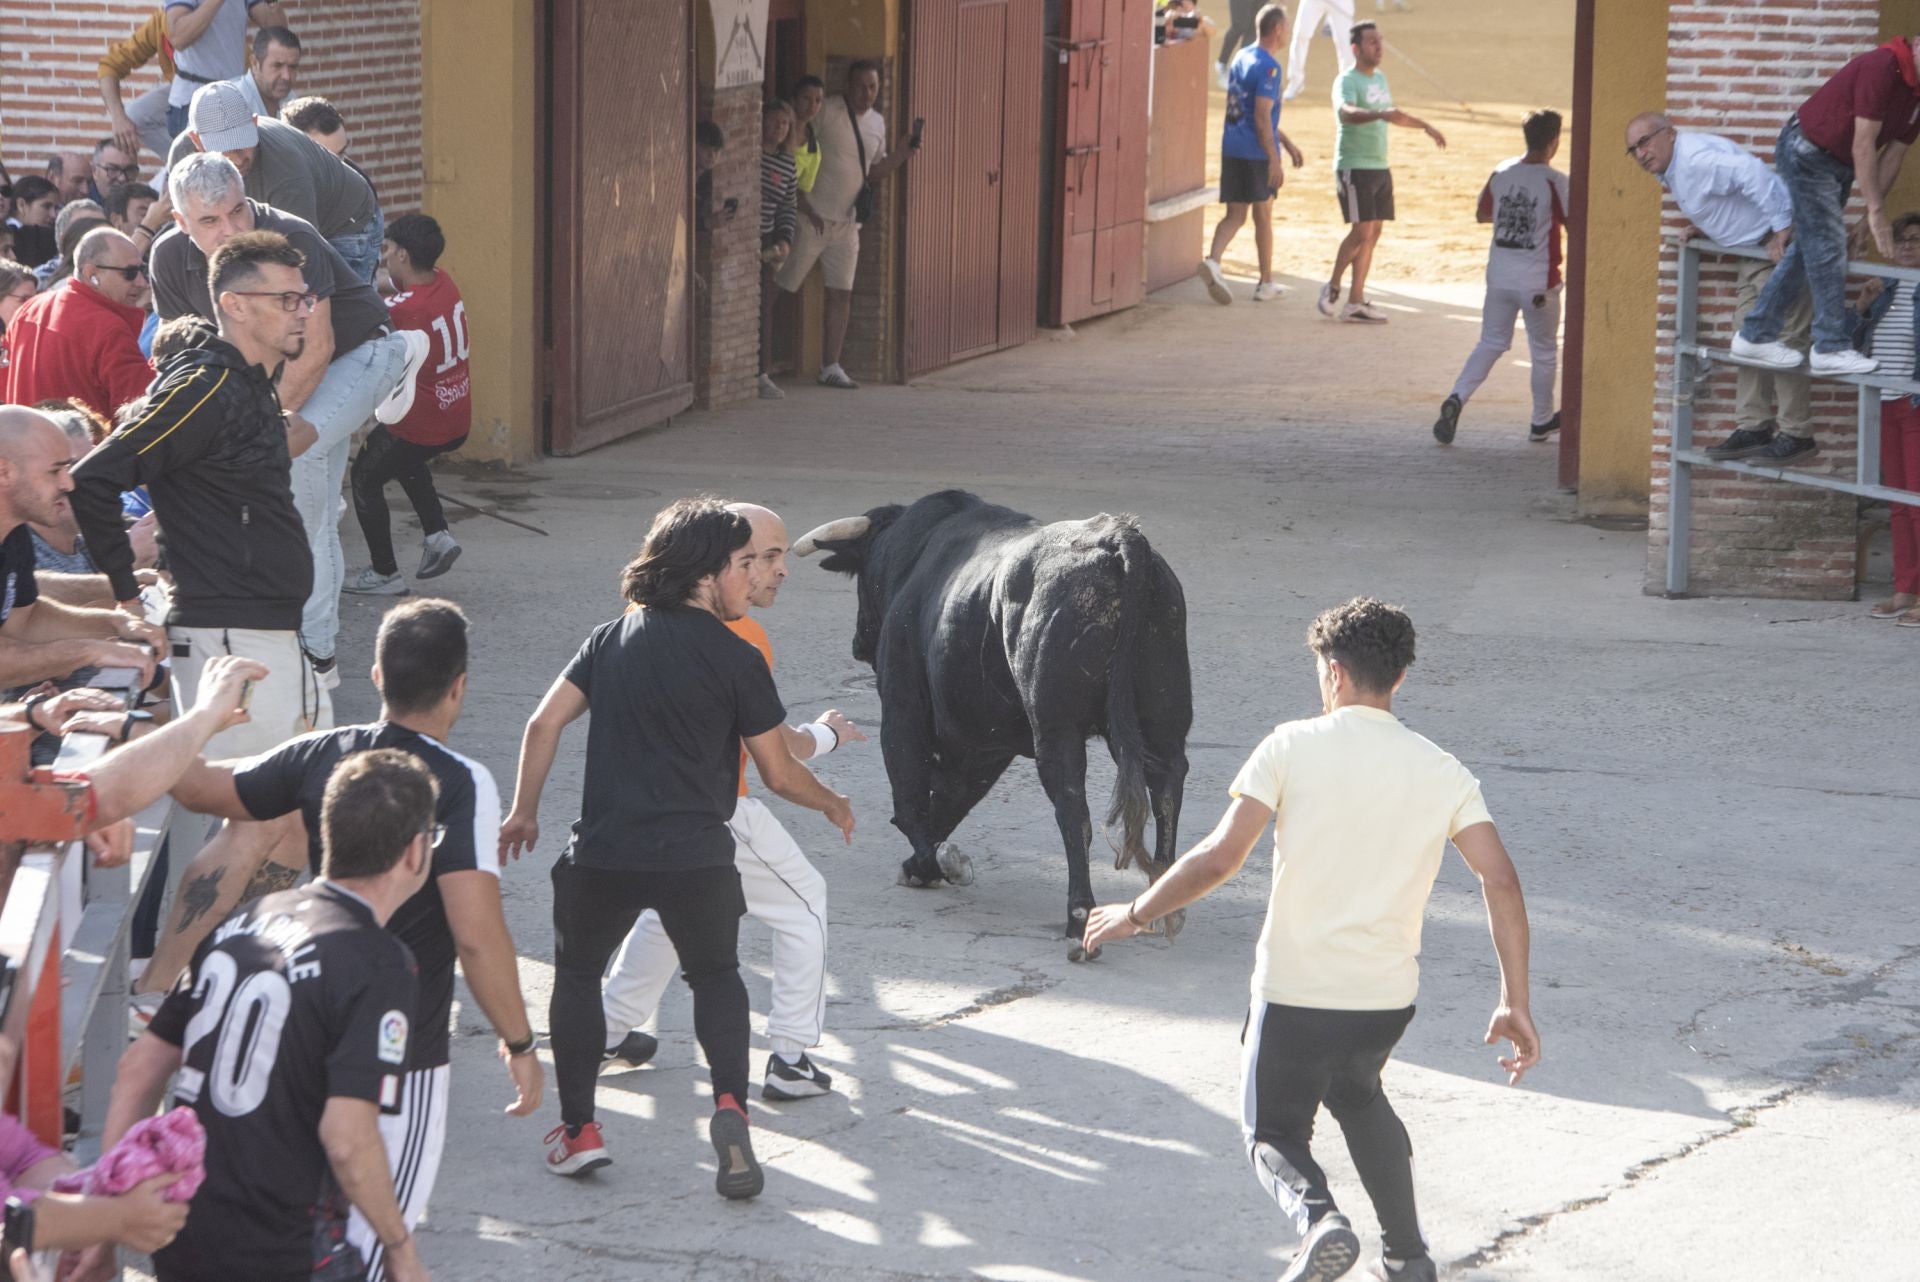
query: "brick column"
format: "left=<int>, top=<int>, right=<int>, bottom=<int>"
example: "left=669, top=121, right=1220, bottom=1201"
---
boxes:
left=1646, top=1, right=1877, bottom=599
left=694, top=82, right=763, bottom=409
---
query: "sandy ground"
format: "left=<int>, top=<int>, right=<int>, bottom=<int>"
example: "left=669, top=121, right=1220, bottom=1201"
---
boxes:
left=1197, top=0, right=1576, bottom=292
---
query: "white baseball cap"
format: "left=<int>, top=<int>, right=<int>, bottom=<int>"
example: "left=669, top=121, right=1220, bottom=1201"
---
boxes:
left=189, top=81, right=259, bottom=152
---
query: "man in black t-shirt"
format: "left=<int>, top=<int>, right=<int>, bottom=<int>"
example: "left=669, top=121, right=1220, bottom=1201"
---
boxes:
left=154, top=598, right=542, bottom=1282
left=103, top=749, right=439, bottom=1282
left=501, top=497, right=854, bottom=1199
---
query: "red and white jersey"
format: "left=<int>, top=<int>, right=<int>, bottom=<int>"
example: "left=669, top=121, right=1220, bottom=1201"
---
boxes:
left=386, top=269, right=471, bottom=447
left=1476, top=158, right=1568, bottom=293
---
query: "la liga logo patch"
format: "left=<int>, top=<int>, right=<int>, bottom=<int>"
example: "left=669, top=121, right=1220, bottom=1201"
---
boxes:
left=378, top=1010, right=409, bottom=1065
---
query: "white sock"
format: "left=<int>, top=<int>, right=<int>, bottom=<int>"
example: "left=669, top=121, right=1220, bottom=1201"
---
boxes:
left=771, top=1037, right=806, bottom=1062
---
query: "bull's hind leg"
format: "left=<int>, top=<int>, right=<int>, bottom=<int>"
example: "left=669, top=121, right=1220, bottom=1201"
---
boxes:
left=926, top=751, right=1016, bottom=887
left=1142, top=755, right=1190, bottom=940
left=1034, top=733, right=1098, bottom=958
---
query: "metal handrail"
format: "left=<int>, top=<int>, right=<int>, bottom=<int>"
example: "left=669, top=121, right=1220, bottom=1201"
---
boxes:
left=1664, top=235, right=1920, bottom=596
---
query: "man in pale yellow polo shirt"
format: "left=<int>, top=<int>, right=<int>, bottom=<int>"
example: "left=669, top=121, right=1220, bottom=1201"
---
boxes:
left=1084, top=597, right=1540, bottom=1282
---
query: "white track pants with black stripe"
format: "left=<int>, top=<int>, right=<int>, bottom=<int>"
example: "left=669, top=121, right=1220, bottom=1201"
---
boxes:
left=602, top=796, right=828, bottom=1054
left=347, top=1064, right=448, bottom=1282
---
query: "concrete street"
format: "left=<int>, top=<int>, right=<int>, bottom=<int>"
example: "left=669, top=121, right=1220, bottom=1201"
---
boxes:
left=320, top=276, right=1919, bottom=1280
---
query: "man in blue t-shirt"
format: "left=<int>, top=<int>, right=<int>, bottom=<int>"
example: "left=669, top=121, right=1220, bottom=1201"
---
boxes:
left=1199, top=4, right=1304, bottom=306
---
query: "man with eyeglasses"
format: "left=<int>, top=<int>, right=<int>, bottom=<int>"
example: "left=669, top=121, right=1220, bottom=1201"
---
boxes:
left=85, top=138, right=142, bottom=206
left=147, top=152, right=428, bottom=688
left=152, top=596, right=543, bottom=1282
left=1625, top=111, right=1817, bottom=465
left=1, top=227, right=153, bottom=420
left=70, top=229, right=320, bottom=760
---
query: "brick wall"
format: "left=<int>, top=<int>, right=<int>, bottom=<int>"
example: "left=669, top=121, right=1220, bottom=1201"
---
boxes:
left=1647, top=0, right=1877, bottom=599
left=694, top=81, right=761, bottom=409
left=0, top=0, right=423, bottom=216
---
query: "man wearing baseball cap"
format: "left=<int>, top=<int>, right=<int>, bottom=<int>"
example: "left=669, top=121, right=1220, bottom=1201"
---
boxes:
left=165, top=79, right=383, bottom=282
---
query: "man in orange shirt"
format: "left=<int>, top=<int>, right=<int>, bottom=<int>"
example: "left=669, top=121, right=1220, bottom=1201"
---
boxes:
left=97, top=9, right=178, bottom=165
left=600, top=502, right=865, bottom=1101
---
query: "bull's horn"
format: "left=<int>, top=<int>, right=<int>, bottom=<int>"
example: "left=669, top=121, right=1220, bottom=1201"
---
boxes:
left=793, top=515, right=871, bottom=556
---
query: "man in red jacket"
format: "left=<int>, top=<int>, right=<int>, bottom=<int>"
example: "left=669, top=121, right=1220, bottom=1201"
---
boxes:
left=1, top=227, right=152, bottom=421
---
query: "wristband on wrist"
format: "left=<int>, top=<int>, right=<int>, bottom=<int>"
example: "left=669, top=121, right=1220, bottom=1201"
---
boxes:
left=21, top=694, right=49, bottom=733
left=503, top=1032, right=536, bottom=1056
left=802, top=720, right=837, bottom=756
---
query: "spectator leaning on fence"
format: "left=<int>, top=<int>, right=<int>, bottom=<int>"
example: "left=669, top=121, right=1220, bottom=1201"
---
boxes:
left=1626, top=113, right=1813, bottom=467
left=1852, top=213, right=1920, bottom=628
left=1732, top=34, right=1920, bottom=380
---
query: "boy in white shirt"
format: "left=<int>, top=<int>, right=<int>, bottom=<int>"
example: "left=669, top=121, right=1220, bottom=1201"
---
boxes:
left=1435, top=110, right=1568, bottom=445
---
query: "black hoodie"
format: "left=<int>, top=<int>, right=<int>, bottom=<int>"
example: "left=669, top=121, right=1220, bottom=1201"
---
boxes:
left=70, top=338, right=313, bottom=631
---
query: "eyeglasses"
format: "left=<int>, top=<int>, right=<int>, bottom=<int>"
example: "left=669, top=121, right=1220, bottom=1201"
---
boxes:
left=94, top=162, right=139, bottom=182
left=1625, top=125, right=1671, bottom=158
left=225, top=289, right=318, bottom=312
left=92, top=263, right=148, bottom=282
left=429, top=823, right=446, bottom=847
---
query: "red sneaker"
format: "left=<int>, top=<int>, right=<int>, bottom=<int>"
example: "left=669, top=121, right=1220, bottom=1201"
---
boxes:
left=544, top=1121, right=610, bottom=1177
left=710, top=1095, right=764, bottom=1200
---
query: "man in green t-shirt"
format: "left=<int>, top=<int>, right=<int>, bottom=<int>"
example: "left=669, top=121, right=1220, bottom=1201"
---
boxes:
left=1318, top=22, right=1446, bottom=324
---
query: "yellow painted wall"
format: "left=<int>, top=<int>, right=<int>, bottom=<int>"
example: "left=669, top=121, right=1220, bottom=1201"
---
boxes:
left=1576, top=0, right=1668, bottom=514
left=1883, top=2, right=1920, bottom=217
left=419, top=0, right=539, bottom=462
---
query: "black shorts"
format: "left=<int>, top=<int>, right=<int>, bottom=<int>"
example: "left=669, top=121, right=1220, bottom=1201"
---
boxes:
left=1220, top=155, right=1277, bottom=205
left=1336, top=168, right=1395, bottom=223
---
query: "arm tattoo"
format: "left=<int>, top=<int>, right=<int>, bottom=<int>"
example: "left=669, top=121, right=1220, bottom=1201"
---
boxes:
left=239, top=859, right=304, bottom=904
left=173, top=869, right=223, bottom=933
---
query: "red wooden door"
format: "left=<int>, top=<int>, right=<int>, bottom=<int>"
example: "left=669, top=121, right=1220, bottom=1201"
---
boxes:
left=902, top=0, right=1042, bottom=376
left=540, top=0, right=694, bottom=455
left=1051, top=0, right=1150, bottom=325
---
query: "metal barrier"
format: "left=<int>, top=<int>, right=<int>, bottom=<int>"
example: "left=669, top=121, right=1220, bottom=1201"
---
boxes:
left=0, top=668, right=205, bottom=1162
left=1665, top=235, right=1920, bottom=595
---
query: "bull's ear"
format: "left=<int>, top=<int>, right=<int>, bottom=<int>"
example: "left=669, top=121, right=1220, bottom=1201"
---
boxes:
left=814, top=545, right=863, bottom=576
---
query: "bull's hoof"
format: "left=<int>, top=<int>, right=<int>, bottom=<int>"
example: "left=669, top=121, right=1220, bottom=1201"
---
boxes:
left=935, top=842, right=975, bottom=886
left=897, top=861, right=943, bottom=888
left=1068, top=941, right=1102, bottom=962
left=1160, top=908, right=1186, bottom=942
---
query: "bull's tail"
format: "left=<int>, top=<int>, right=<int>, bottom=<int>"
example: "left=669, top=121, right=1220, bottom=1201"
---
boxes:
left=1104, top=520, right=1155, bottom=871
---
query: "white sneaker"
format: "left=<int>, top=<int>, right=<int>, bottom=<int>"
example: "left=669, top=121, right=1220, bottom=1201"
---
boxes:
left=1809, top=348, right=1878, bottom=377
left=1342, top=301, right=1389, bottom=324
left=417, top=530, right=462, bottom=579
left=1215, top=64, right=1230, bottom=90
left=374, top=330, right=433, bottom=425
left=1728, top=335, right=1803, bottom=370
left=1317, top=283, right=1340, bottom=317
left=1197, top=258, right=1232, bottom=305
left=818, top=364, right=858, bottom=389
left=758, top=373, right=785, bottom=399
left=1253, top=281, right=1290, bottom=302
left=343, top=565, right=408, bottom=595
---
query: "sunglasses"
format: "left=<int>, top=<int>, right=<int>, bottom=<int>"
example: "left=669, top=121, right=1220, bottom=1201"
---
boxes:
left=92, top=263, right=148, bottom=282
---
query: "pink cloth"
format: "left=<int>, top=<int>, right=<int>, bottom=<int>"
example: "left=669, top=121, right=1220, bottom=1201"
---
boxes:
left=51, top=1107, right=203, bottom=1203
left=0, top=1114, right=60, bottom=1204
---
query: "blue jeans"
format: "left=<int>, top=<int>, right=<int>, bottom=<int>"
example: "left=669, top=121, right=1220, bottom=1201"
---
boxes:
left=166, top=101, right=189, bottom=140
left=1739, top=117, right=1855, bottom=354
left=327, top=202, right=385, bottom=285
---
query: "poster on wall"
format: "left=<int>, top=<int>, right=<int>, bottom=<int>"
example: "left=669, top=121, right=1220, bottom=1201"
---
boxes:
left=713, top=0, right=771, bottom=89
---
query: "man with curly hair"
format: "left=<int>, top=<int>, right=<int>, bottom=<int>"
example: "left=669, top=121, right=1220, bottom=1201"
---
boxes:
left=1084, top=597, right=1538, bottom=1282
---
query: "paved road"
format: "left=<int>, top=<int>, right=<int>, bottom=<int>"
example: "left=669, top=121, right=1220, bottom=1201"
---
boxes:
left=308, top=279, right=1917, bottom=1280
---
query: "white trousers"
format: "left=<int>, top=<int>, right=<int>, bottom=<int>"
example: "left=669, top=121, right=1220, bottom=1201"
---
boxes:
left=602, top=796, right=828, bottom=1053
left=1286, top=0, right=1357, bottom=99
left=347, top=1064, right=448, bottom=1282
left=1449, top=285, right=1561, bottom=426
left=168, top=624, right=331, bottom=760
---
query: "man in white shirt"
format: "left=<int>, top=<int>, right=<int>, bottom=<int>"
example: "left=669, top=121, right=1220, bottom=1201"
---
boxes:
left=774, top=60, right=919, bottom=389
left=1627, top=111, right=1814, bottom=466
left=1434, top=110, right=1568, bottom=446
left=1084, top=597, right=1539, bottom=1282
left=226, top=26, right=302, bottom=119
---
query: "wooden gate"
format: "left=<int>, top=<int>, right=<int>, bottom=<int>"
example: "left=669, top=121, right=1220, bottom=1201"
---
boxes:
left=1050, top=0, right=1150, bottom=326
left=903, top=0, right=1043, bottom=376
left=541, top=0, right=694, bottom=455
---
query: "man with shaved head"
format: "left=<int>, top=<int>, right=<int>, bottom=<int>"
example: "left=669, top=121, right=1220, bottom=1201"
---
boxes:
left=46, top=152, right=91, bottom=205
left=599, top=502, right=866, bottom=1100
left=1626, top=111, right=1814, bottom=464
left=0, top=406, right=162, bottom=691
left=1, top=227, right=153, bottom=420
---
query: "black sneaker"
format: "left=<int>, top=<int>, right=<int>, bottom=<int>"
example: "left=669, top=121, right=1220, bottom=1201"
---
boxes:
left=1704, top=423, right=1776, bottom=460
left=762, top=1052, right=833, bottom=1100
left=1278, top=1213, right=1360, bottom=1282
left=1527, top=411, right=1561, bottom=442
left=1433, top=394, right=1462, bottom=444
left=1367, top=1255, right=1439, bottom=1282
left=1748, top=431, right=1819, bottom=467
left=710, top=1097, right=764, bottom=1200
left=600, top=1030, right=658, bottom=1073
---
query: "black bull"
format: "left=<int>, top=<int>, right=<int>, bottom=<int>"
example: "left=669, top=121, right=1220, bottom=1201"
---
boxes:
left=795, top=491, right=1193, bottom=955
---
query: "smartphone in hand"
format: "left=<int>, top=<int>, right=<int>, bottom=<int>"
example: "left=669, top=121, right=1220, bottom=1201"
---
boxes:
left=909, top=117, right=925, bottom=149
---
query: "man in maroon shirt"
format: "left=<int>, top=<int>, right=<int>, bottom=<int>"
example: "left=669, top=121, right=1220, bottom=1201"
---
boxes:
left=0, top=227, right=152, bottom=421
left=1735, top=37, right=1920, bottom=413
